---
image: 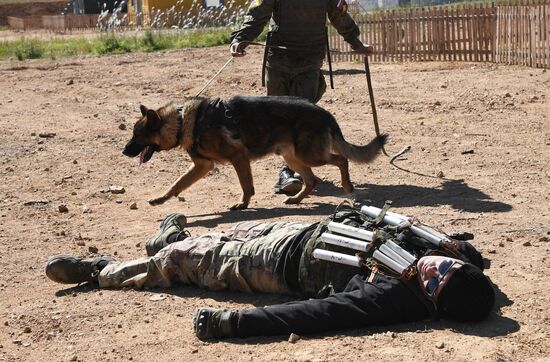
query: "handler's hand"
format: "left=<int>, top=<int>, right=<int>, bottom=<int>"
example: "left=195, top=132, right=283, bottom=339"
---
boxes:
left=354, top=42, right=374, bottom=57
left=230, top=42, right=247, bottom=57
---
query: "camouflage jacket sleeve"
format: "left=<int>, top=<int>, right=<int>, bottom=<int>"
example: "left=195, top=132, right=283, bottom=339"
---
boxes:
left=326, top=0, right=361, bottom=47
left=230, top=0, right=276, bottom=44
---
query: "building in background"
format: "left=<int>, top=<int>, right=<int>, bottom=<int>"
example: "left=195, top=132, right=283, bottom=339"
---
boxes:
left=70, top=0, right=128, bottom=14
left=127, top=0, right=248, bottom=26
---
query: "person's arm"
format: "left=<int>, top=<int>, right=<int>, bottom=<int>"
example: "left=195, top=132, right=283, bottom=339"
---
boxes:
left=232, top=276, right=429, bottom=338
left=326, top=0, right=372, bottom=56
left=229, top=0, right=276, bottom=56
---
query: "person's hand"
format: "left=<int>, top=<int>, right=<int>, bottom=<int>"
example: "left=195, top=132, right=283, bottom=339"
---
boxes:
left=230, top=42, right=247, bottom=57
left=354, top=42, right=374, bottom=57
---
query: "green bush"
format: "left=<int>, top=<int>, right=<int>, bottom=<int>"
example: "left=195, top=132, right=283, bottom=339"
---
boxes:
left=14, top=39, right=43, bottom=60
left=94, top=35, right=131, bottom=55
left=140, top=30, right=171, bottom=52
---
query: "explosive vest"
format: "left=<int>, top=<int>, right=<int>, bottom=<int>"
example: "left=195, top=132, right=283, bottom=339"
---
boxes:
left=298, top=202, right=484, bottom=298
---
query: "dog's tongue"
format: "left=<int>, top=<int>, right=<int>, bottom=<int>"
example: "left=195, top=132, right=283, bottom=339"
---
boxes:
left=139, top=147, right=148, bottom=165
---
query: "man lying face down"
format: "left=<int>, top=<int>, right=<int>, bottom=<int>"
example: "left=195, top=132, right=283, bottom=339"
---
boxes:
left=45, top=207, right=495, bottom=340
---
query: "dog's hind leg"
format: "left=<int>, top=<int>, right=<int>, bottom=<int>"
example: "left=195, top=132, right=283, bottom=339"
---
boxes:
left=327, top=154, right=353, bottom=193
left=229, top=154, right=255, bottom=210
left=282, top=156, right=317, bottom=205
left=148, top=159, right=214, bottom=206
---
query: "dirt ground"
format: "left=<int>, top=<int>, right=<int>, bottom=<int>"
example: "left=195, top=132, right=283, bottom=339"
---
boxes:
left=0, top=46, right=548, bottom=361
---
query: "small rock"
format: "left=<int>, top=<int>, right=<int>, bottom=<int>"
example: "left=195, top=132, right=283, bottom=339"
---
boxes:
left=88, top=246, right=98, bottom=253
left=506, top=237, right=513, bottom=242
left=433, top=101, right=441, bottom=106
left=66, top=79, right=74, bottom=85
left=39, top=132, right=56, bottom=138
left=288, top=333, right=301, bottom=343
left=12, top=339, right=22, bottom=345
left=441, top=84, right=447, bottom=88
left=191, top=349, right=199, bottom=354
left=116, top=200, right=123, bottom=204
left=436, top=171, right=445, bottom=178
left=435, top=341, right=445, bottom=349
left=109, top=185, right=125, bottom=194
left=539, top=236, right=548, bottom=242
left=177, top=195, right=185, bottom=202
left=461, top=149, right=474, bottom=155
left=76, top=241, right=86, bottom=247
left=498, top=241, right=504, bottom=247
left=118, top=123, right=127, bottom=130
left=58, top=204, right=69, bottom=213
left=529, top=95, right=539, bottom=103
left=522, top=241, right=532, bottom=247
left=504, top=92, right=512, bottom=97
left=23, top=326, right=31, bottom=333
left=149, top=293, right=166, bottom=302
left=69, top=355, right=78, bottom=361
left=488, top=249, right=496, bottom=254
left=93, top=113, right=99, bottom=118
left=23, top=199, right=50, bottom=206
left=135, top=242, right=141, bottom=248
left=129, top=202, right=138, bottom=210
left=73, top=160, right=78, bottom=164
left=30, top=132, right=36, bottom=136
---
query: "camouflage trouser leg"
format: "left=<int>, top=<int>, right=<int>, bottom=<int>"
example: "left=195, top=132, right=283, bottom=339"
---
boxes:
left=266, top=67, right=327, bottom=104
left=98, top=221, right=309, bottom=294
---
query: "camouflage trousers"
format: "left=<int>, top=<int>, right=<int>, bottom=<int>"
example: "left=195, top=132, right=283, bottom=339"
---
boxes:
left=98, top=221, right=309, bottom=294
left=266, top=67, right=327, bottom=104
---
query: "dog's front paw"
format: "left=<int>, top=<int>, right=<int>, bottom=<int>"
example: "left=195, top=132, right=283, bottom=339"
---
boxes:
left=284, top=196, right=302, bottom=205
left=148, top=195, right=170, bottom=206
left=229, top=202, right=248, bottom=210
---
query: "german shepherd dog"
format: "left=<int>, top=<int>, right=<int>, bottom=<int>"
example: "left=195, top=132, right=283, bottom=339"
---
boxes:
left=123, top=95, right=387, bottom=210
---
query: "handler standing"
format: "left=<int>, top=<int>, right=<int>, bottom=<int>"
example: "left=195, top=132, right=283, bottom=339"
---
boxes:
left=230, top=0, right=373, bottom=194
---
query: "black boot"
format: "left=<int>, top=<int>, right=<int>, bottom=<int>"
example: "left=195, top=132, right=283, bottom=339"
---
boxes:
left=273, top=165, right=303, bottom=195
left=193, top=308, right=235, bottom=340
left=145, top=213, right=188, bottom=256
left=45, top=255, right=115, bottom=284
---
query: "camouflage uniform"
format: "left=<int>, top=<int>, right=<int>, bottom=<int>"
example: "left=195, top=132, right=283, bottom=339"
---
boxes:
left=231, top=0, right=362, bottom=103
left=98, top=221, right=308, bottom=294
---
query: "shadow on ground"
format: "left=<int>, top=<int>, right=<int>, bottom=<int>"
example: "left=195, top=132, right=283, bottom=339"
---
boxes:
left=186, top=179, right=510, bottom=228
left=350, top=179, right=512, bottom=213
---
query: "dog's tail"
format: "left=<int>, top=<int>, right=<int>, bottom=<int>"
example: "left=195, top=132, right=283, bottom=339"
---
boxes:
left=332, top=130, right=389, bottom=163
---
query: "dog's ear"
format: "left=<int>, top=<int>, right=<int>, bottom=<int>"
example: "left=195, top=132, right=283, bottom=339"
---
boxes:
left=140, top=105, right=148, bottom=116
left=145, top=109, right=163, bottom=130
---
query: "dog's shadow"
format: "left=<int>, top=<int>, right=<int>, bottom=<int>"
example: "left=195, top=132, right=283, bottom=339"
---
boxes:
left=185, top=201, right=337, bottom=228
left=186, top=178, right=510, bottom=228
left=315, top=178, right=511, bottom=214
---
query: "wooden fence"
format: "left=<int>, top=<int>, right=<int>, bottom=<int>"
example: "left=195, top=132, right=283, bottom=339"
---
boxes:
left=41, top=14, right=129, bottom=32
left=330, top=2, right=550, bottom=68
left=495, top=4, right=549, bottom=67
left=7, top=16, right=45, bottom=30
